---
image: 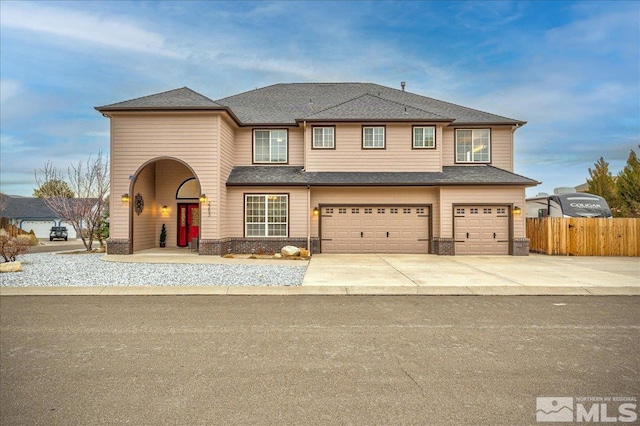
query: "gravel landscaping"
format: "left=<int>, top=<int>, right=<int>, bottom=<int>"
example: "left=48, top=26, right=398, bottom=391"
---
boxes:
left=1, top=253, right=306, bottom=287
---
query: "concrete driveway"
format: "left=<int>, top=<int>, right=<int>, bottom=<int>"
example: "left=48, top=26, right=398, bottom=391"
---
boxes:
left=302, top=254, right=639, bottom=293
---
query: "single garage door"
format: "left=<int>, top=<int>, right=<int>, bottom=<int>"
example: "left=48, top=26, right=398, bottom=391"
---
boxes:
left=454, top=206, right=509, bottom=255
left=321, top=206, right=430, bottom=253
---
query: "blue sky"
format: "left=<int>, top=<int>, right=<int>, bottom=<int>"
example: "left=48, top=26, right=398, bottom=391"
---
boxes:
left=1, top=0, right=638, bottom=197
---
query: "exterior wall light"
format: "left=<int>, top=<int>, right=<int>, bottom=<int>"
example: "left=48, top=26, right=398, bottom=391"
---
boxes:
left=199, top=194, right=207, bottom=204
left=513, top=206, right=522, bottom=215
left=121, top=193, right=130, bottom=202
left=313, top=207, right=319, bottom=216
left=161, top=206, right=168, bottom=214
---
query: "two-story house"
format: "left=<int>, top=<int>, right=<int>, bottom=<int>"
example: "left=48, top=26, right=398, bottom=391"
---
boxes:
left=96, top=83, right=538, bottom=256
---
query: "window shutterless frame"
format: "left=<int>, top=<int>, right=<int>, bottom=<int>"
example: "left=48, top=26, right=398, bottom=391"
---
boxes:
left=412, top=125, right=436, bottom=149
left=454, top=128, right=491, bottom=163
left=244, top=193, right=289, bottom=237
left=361, top=125, right=386, bottom=149
left=311, top=126, right=336, bottom=149
left=252, top=129, right=289, bottom=164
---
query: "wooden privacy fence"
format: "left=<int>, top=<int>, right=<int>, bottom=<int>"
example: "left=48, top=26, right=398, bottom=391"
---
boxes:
left=526, top=218, right=639, bottom=256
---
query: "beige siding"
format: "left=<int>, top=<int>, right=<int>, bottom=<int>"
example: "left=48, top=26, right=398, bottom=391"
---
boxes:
left=234, top=128, right=303, bottom=166
left=226, top=186, right=309, bottom=238
left=110, top=112, right=220, bottom=244
left=490, top=127, right=513, bottom=170
left=305, top=123, right=443, bottom=172
left=439, top=186, right=526, bottom=238
left=132, top=164, right=156, bottom=251
left=219, top=116, right=237, bottom=238
left=310, top=187, right=440, bottom=238
left=442, top=126, right=514, bottom=171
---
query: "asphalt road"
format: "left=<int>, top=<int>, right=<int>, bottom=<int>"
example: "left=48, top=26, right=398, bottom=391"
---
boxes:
left=1, top=296, right=639, bottom=425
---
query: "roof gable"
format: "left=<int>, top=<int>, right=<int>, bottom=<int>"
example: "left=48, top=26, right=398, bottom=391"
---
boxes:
left=96, top=87, right=222, bottom=111
left=302, top=93, right=451, bottom=122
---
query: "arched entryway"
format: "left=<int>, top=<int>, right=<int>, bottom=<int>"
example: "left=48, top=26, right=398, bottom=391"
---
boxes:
left=176, top=178, right=201, bottom=247
left=129, top=157, right=201, bottom=252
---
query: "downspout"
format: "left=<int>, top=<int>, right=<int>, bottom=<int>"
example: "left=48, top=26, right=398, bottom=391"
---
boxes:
left=302, top=120, right=307, bottom=171
left=307, top=185, right=311, bottom=252
left=511, top=124, right=521, bottom=171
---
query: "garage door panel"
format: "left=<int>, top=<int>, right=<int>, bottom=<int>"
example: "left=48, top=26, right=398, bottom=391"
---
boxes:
left=455, top=205, right=510, bottom=255
left=321, top=205, right=430, bottom=254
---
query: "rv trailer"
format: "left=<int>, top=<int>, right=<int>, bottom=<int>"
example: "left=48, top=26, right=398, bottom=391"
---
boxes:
left=526, top=192, right=613, bottom=218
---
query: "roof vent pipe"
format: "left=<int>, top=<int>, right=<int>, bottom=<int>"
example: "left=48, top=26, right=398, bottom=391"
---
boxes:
left=401, top=81, right=406, bottom=91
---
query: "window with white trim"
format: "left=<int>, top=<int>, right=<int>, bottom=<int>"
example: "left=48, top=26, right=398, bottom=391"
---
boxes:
left=362, top=126, right=385, bottom=148
left=253, top=130, right=287, bottom=163
left=455, top=129, right=490, bottom=163
left=413, top=126, right=435, bottom=148
left=245, top=194, right=288, bottom=237
left=313, top=127, right=335, bottom=149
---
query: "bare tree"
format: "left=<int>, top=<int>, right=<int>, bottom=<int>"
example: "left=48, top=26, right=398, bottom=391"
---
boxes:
left=35, top=151, right=110, bottom=251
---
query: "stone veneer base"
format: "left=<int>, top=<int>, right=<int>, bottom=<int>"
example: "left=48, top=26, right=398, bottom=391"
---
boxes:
left=511, top=238, right=530, bottom=256
left=199, top=238, right=320, bottom=256
left=106, top=238, right=132, bottom=255
left=431, top=238, right=455, bottom=255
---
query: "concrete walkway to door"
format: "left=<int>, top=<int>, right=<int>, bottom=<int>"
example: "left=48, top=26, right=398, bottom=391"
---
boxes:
left=302, top=254, right=640, bottom=295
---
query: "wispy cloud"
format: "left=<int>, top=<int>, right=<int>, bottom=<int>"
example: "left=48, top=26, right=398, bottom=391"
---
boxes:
left=0, top=1, right=637, bottom=196
left=0, top=2, right=184, bottom=58
left=0, top=79, right=22, bottom=104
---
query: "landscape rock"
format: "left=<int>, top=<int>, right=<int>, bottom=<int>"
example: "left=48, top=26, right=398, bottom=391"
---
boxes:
left=273, top=253, right=282, bottom=258
left=281, top=246, right=300, bottom=257
left=0, top=261, right=22, bottom=273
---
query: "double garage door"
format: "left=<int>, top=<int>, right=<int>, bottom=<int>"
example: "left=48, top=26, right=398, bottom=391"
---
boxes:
left=454, top=206, right=509, bottom=255
left=20, top=220, right=56, bottom=239
left=321, top=206, right=430, bottom=253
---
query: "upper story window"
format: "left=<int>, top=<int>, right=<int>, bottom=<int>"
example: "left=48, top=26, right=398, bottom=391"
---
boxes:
left=455, top=129, right=490, bottom=163
left=313, top=127, right=335, bottom=149
left=413, top=126, right=436, bottom=149
left=362, top=126, right=385, bottom=149
left=253, top=129, right=288, bottom=163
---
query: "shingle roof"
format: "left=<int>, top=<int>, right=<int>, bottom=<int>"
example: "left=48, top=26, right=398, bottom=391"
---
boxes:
left=96, top=83, right=526, bottom=126
left=0, top=194, right=61, bottom=219
left=226, top=166, right=539, bottom=187
left=216, top=83, right=525, bottom=125
left=303, top=94, right=450, bottom=121
left=96, top=87, right=224, bottom=111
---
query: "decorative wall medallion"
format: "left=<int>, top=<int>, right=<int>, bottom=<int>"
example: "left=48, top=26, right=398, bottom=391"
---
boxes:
left=134, top=193, right=144, bottom=215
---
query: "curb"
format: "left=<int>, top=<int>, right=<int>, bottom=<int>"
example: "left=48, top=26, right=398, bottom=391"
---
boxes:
left=1, top=286, right=639, bottom=296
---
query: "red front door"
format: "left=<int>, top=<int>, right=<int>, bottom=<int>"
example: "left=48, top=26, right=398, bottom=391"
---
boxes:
left=178, top=203, right=200, bottom=247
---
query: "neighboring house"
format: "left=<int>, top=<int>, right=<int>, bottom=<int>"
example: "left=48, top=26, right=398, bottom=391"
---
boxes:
left=96, top=83, right=539, bottom=256
left=575, top=183, right=589, bottom=193
left=0, top=193, right=78, bottom=239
